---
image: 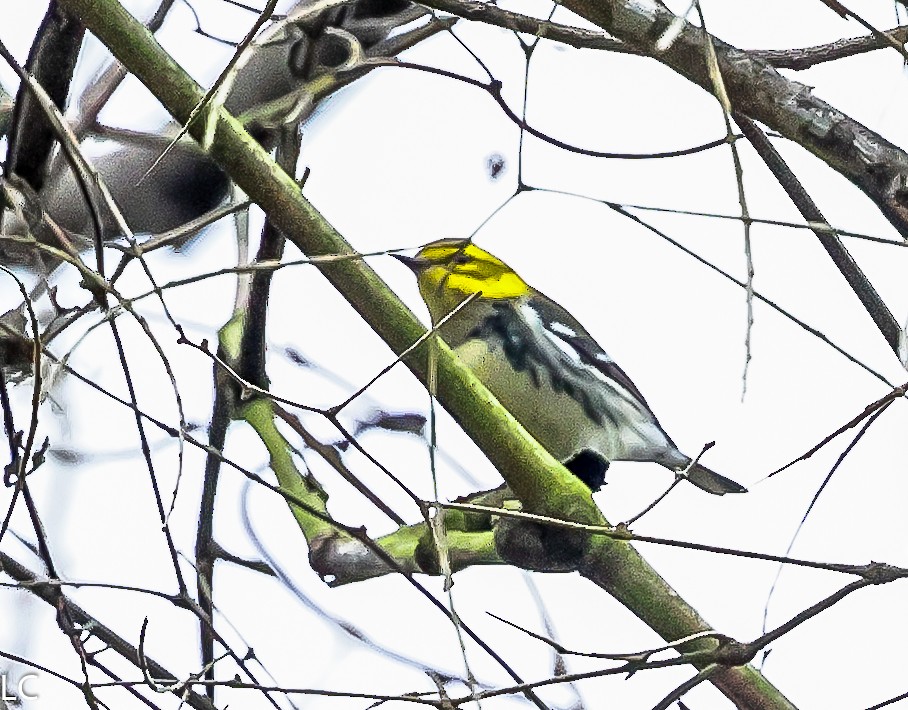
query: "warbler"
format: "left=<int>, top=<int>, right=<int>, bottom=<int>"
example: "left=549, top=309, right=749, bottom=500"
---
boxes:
left=394, top=239, right=746, bottom=495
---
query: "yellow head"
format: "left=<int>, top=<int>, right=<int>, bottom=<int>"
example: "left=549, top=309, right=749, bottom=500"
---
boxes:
left=395, top=239, right=530, bottom=322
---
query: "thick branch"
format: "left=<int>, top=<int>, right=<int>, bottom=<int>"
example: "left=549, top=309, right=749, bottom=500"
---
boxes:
left=323, top=486, right=511, bottom=585
left=418, top=0, right=908, bottom=70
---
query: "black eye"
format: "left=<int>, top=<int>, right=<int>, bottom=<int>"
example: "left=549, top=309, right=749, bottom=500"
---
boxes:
left=451, top=253, right=470, bottom=265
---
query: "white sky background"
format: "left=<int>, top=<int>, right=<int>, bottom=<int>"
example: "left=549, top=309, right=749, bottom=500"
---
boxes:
left=1, top=0, right=908, bottom=708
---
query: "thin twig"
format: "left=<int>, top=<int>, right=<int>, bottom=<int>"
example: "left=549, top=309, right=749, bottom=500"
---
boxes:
left=734, top=114, right=902, bottom=356
left=696, top=3, right=754, bottom=398
left=764, top=381, right=908, bottom=479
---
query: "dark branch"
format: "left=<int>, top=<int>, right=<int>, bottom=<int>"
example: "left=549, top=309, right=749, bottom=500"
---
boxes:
left=0, top=552, right=218, bottom=710
left=734, top=113, right=902, bottom=353
left=4, top=1, right=85, bottom=191
left=552, top=0, right=908, bottom=239
left=417, top=0, right=908, bottom=70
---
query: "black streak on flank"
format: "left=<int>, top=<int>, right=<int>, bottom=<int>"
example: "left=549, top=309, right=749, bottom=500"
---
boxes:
left=468, top=302, right=604, bottom=424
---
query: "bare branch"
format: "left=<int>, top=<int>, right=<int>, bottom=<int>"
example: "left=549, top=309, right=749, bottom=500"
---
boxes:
left=418, top=0, right=908, bottom=70
left=550, top=0, right=908, bottom=239
left=734, top=114, right=902, bottom=356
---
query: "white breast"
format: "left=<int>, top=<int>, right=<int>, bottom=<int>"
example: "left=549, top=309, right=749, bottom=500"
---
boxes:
left=454, top=338, right=678, bottom=466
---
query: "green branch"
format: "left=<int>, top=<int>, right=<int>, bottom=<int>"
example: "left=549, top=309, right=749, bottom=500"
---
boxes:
left=56, top=2, right=795, bottom=706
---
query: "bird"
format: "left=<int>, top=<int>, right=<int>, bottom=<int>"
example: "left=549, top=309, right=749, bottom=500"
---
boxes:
left=394, top=238, right=746, bottom=495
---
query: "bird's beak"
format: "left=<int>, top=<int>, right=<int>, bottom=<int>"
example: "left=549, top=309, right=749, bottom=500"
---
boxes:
left=392, top=253, right=430, bottom=273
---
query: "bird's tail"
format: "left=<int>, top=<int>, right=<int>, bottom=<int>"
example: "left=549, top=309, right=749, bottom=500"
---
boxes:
left=685, top=462, right=747, bottom=495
